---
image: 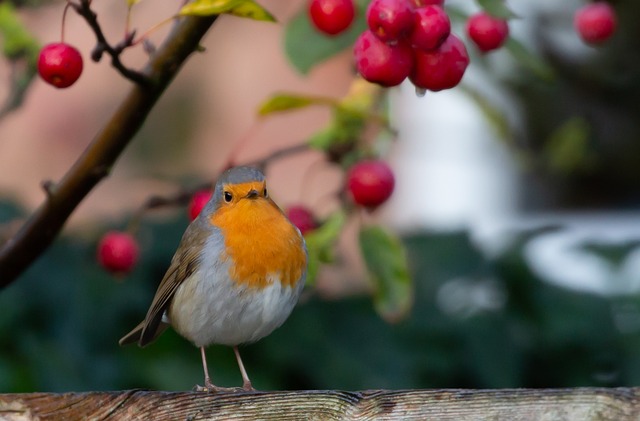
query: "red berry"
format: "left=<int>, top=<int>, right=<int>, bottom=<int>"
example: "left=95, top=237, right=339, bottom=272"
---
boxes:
left=354, top=30, right=413, bottom=87
left=408, top=0, right=444, bottom=7
left=97, top=231, right=139, bottom=274
left=286, top=205, right=317, bottom=235
left=410, top=33, right=469, bottom=91
left=574, top=2, right=617, bottom=45
left=37, top=43, right=83, bottom=88
left=466, top=12, right=509, bottom=52
left=409, top=5, right=450, bottom=51
left=308, top=0, right=355, bottom=36
left=188, top=189, right=213, bottom=221
left=347, top=160, right=395, bottom=208
left=366, top=0, right=415, bottom=43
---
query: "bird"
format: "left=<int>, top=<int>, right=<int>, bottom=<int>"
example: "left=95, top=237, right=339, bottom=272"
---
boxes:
left=119, top=166, right=308, bottom=392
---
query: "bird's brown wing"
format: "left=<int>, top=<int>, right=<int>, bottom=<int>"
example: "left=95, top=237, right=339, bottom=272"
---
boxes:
left=119, top=224, right=207, bottom=347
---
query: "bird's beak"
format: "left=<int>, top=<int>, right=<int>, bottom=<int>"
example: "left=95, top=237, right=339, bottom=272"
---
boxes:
left=246, top=189, right=260, bottom=199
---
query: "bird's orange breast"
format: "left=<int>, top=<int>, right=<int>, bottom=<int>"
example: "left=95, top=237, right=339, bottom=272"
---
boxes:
left=210, top=193, right=306, bottom=289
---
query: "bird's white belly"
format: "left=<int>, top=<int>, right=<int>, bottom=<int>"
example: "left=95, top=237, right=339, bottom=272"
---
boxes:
left=168, top=236, right=303, bottom=347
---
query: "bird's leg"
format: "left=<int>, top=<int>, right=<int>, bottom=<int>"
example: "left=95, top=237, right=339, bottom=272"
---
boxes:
left=193, top=346, right=218, bottom=392
left=233, top=346, right=255, bottom=391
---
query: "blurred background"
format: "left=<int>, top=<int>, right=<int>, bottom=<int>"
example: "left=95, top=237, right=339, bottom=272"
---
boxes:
left=2, top=0, right=640, bottom=392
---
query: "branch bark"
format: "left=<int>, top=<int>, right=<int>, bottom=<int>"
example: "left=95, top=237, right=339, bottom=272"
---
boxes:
left=1, top=388, right=639, bottom=420
left=0, top=15, right=218, bottom=287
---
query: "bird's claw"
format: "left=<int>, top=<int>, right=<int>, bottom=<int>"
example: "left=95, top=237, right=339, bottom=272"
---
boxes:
left=193, top=383, right=254, bottom=393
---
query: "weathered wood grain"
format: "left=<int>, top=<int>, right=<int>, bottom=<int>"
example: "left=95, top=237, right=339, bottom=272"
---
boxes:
left=1, top=388, right=639, bottom=420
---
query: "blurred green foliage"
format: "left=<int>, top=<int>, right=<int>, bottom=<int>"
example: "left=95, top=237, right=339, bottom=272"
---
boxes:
left=2, top=199, right=640, bottom=392
left=0, top=2, right=40, bottom=118
left=506, top=2, right=640, bottom=209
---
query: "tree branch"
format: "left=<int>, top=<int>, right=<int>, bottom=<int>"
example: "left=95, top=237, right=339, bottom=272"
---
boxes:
left=0, top=15, right=218, bottom=287
left=0, top=388, right=639, bottom=420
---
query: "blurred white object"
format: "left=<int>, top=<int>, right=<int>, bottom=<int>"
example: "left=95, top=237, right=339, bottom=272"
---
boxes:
left=385, top=77, right=518, bottom=232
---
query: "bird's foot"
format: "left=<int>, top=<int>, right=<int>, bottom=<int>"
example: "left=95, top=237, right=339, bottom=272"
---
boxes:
left=193, top=377, right=221, bottom=393
left=193, top=379, right=254, bottom=393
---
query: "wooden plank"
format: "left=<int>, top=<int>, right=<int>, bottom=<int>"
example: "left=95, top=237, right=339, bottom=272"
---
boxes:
left=1, top=388, right=639, bottom=420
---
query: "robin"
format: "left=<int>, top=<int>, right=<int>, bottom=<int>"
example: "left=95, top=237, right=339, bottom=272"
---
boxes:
left=119, top=166, right=308, bottom=392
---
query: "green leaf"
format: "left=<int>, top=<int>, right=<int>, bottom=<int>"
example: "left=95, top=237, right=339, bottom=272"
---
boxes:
left=475, top=0, right=517, bottom=19
left=283, top=0, right=368, bottom=74
left=307, top=125, right=340, bottom=150
left=179, top=0, right=275, bottom=22
left=504, top=38, right=555, bottom=81
left=306, top=111, right=361, bottom=151
left=258, top=93, right=338, bottom=116
left=304, top=210, right=347, bottom=286
left=306, top=115, right=363, bottom=153
left=544, top=116, right=596, bottom=174
left=359, top=225, right=413, bottom=322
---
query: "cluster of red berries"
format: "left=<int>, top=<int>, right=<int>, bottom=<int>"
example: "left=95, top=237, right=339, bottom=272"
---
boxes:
left=353, top=0, right=469, bottom=91
left=307, top=0, right=510, bottom=92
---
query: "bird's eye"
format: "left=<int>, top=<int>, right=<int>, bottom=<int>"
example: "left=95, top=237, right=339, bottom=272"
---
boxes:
left=263, top=188, right=268, bottom=197
left=224, top=191, right=233, bottom=203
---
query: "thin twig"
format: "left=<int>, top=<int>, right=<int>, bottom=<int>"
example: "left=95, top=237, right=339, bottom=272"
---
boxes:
left=70, top=0, right=149, bottom=86
left=243, top=143, right=311, bottom=172
left=125, top=181, right=213, bottom=233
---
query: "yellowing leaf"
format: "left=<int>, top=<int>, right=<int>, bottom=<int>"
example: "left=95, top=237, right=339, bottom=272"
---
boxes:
left=179, top=0, right=275, bottom=22
left=179, top=0, right=244, bottom=15
left=258, top=93, right=338, bottom=116
left=339, top=79, right=382, bottom=115
left=228, top=1, right=275, bottom=22
left=126, top=0, right=141, bottom=8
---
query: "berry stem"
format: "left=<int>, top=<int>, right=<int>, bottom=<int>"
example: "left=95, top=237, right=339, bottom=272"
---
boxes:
left=61, top=1, right=72, bottom=43
left=132, top=16, right=177, bottom=46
